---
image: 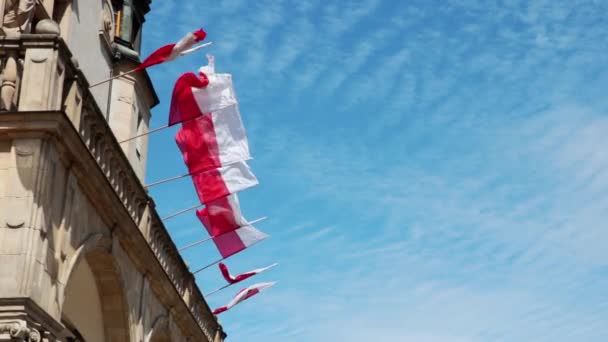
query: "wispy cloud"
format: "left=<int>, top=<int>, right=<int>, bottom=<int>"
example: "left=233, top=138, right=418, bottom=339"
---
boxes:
left=143, top=1, right=608, bottom=341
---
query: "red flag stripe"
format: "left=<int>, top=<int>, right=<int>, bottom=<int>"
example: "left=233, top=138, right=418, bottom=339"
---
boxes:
left=175, top=104, right=250, bottom=173
left=191, top=161, right=258, bottom=204
left=218, top=262, right=277, bottom=284
left=211, top=225, right=268, bottom=259
left=169, top=72, right=209, bottom=126
left=196, top=194, right=247, bottom=236
left=176, top=112, right=221, bottom=173
left=212, top=229, right=247, bottom=259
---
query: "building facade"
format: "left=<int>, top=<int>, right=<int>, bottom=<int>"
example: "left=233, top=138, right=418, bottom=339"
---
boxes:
left=0, top=1, right=224, bottom=341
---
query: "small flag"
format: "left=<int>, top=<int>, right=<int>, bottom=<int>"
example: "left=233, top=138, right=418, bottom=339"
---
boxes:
left=135, top=28, right=207, bottom=71
left=219, top=262, right=278, bottom=284
left=196, top=194, right=248, bottom=236
left=191, top=161, right=258, bottom=204
left=175, top=104, right=250, bottom=174
left=213, top=225, right=268, bottom=259
left=168, top=66, right=237, bottom=126
left=212, top=282, right=276, bottom=315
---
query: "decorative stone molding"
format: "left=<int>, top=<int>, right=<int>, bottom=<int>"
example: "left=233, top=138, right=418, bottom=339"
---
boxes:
left=0, top=321, right=41, bottom=341
left=99, top=0, right=114, bottom=53
left=34, top=19, right=59, bottom=35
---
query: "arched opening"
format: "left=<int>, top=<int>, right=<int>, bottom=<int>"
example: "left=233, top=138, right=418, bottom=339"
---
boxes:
left=62, top=259, right=106, bottom=342
left=62, top=247, right=131, bottom=342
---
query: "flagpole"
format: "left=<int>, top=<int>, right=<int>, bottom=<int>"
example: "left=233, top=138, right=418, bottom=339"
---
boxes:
left=192, top=258, right=223, bottom=275
left=191, top=234, right=269, bottom=275
left=89, top=41, right=214, bottom=88
left=146, top=158, right=254, bottom=189
left=145, top=172, right=191, bottom=188
left=205, top=283, right=232, bottom=297
left=118, top=111, right=205, bottom=144
left=161, top=204, right=203, bottom=221
left=119, top=124, right=169, bottom=143
left=177, top=217, right=268, bottom=252
left=178, top=236, right=213, bottom=251
left=180, top=42, right=213, bottom=55
left=89, top=69, right=139, bottom=88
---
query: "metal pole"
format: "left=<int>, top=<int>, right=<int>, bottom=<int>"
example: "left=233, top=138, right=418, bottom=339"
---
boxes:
left=119, top=124, right=169, bottom=143
left=178, top=236, right=213, bottom=251
left=145, top=172, right=191, bottom=188
left=161, top=204, right=203, bottom=221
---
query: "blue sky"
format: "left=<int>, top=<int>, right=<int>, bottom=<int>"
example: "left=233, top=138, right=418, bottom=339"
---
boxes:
left=142, top=1, right=608, bottom=341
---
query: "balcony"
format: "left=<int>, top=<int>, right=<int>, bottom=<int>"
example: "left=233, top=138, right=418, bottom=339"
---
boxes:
left=0, top=33, right=222, bottom=340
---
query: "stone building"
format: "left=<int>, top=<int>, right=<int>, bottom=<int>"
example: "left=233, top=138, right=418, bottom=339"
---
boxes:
left=0, top=0, right=225, bottom=341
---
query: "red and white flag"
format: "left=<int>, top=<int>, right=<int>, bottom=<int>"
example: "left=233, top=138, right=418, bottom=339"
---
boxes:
left=219, top=262, right=278, bottom=284
left=168, top=70, right=237, bottom=126
left=212, top=225, right=268, bottom=259
left=175, top=104, right=250, bottom=174
left=212, top=282, right=276, bottom=315
left=191, top=161, right=258, bottom=204
left=135, top=28, right=207, bottom=72
left=196, top=194, right=247, bottom=237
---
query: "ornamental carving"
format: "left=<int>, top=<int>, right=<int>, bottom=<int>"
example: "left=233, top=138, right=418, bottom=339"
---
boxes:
left=100, top=0, right=115, bottom=44
left=0, top=321, right=41, bottom=341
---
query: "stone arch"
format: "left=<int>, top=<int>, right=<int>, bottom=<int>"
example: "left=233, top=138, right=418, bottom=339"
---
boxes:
left=145, top=314, right=171, bottom=342
left=61, top=233, right=131, bottom=342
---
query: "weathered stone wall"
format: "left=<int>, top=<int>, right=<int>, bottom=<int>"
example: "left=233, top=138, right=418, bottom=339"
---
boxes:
left=0, top=133, right=218, bottom=341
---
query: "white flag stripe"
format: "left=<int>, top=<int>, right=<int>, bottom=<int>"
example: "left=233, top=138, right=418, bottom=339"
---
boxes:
left=220, top=161, right=259, bottom=195
left=227, top=282, right=276, bottom=308
left=192, top=73, right=237, bottom=113
left=236, top=225, right=269, bottom=247
left=211, top=104, right=250, bottom=166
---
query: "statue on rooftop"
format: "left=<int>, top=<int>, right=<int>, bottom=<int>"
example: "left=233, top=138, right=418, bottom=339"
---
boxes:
left=0, top=0, right=36, bottom=36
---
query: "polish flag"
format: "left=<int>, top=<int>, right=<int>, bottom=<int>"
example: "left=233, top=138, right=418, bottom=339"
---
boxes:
left=196, top=194, right=248, bottom=237
left=219, top=262, right=278, bottom=284
left=191, top=161, right=258, bottom=204
left=135, top=28, right=207, bottom=71
left=168, top=71, right=237, bottom=126
left=212, top=225, right=268, bottom=259
left=175, top=104, right=250, bottom=174
left=212, top=282, right=276, bottom=315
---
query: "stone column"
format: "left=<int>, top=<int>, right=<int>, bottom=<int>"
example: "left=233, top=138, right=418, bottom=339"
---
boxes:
left=0, top=51, right=18, bottom=110
left=18, top=21, right=64, bottom=111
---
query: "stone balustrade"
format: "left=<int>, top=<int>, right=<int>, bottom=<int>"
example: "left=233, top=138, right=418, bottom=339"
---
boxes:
left=0, top=34, right=221, bottom=340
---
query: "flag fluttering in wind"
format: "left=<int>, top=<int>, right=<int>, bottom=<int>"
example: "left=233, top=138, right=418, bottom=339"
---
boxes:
left=135, top=28, right=207, bottom=72
left=168, top=70, right=237, bottom=126
left=213, top=225, right=268, bottom=258
left=191, top=161, right=258, bottom=204
left=175, top=104, right=250, bottom=174
left=212, top=282, right=276, bottom=315
left=219, top=262, right=278, bottom=284
left=196, top=194, right=248, bottom=236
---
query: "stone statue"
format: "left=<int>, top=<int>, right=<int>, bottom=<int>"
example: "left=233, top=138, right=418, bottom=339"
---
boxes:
left=1, top=0, right=36, bottom=36
left=0, top=0, right=35, bottom=110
